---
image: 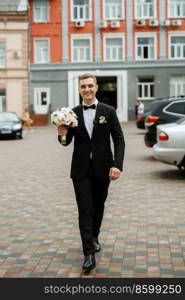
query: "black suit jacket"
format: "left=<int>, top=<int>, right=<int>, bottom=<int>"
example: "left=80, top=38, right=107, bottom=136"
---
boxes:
left=58, top=102, right=125, bottom=180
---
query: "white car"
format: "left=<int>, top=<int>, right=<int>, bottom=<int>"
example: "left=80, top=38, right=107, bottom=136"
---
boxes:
left=153, top=117, right=185, bottom=170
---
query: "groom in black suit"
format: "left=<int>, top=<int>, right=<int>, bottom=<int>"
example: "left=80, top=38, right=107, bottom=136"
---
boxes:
left=58, top=73, right=125, bottom=271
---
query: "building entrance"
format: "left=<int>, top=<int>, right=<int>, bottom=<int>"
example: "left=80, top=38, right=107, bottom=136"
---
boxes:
left=96, top=77, right=117, bottom=109
left=79, top=76, right=117, bottom=108
left=68, top=70, right=128, bottom=122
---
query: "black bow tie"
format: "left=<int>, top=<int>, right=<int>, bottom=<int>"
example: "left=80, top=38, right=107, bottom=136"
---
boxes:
left=83, top=104, right=96, bottom=110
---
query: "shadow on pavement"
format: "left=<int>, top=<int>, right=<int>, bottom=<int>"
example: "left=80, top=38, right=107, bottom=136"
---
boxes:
left=141, top=155, right=156, bottom=161
left=151, top=169, right=185, bottom=180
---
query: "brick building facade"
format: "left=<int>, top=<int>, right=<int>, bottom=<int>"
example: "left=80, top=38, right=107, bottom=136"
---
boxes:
left=29, top=0, right=185, bottom=122
left=0, top=0, right=29, bottom=117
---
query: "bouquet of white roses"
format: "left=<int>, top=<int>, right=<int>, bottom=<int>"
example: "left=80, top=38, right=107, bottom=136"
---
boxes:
left=51, top=107, right=78, bottom=144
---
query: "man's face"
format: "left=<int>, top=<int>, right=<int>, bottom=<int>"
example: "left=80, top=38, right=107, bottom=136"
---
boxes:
left=79, top=77, right=98, bottom=104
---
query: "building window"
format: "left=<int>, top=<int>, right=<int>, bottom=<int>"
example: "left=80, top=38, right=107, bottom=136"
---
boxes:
left=72, top=37, right=92, bottom=62
left=34, top=39, right=49, bottom=63
left=137, top=77, right=154, bottom=100
left=170, top=35, right=185, bottom=59
left=136, top=35, right=156, bottom=60
left=72, top=0, right=91, bottom=20
left=104, top=0, right=124, bottom=20
left=0, top=43, right=5, bottom=68
left=168, top=0, right=185, bottom=18
left=104, top=37, right=124, bottom=61
left=136, top=0, right=155, bottom=19
left=170, top=76, right=185, bottom=96
left=33, top=0, right=49, bottom=22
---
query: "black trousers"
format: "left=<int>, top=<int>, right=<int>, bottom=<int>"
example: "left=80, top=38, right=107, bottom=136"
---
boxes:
left=72, top=161, right=110, bottom=255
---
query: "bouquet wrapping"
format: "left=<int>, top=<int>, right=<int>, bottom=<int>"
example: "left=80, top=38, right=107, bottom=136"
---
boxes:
left=51, top=107, right=78, bottom=145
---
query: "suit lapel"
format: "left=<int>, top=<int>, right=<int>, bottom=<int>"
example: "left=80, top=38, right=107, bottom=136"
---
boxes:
left=91, top=102, right=103, bottom=140
left=77, top=105, right=91, bottom=140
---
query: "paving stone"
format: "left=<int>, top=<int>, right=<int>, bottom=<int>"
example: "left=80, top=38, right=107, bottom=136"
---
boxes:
left=0, top=123, right=185, bottom=278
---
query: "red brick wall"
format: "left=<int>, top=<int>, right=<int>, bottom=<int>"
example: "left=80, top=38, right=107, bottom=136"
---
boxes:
left=29, top=0, right=62, bottom=63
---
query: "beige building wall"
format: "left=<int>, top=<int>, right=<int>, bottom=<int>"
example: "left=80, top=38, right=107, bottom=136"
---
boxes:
left=0, top=16, right=29, bottom=118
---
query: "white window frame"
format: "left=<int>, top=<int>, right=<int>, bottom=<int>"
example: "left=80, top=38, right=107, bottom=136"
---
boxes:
left=34, top=87, right=50, bottom=114
left=18, top=0, right=28, bottom=11
left=135, top=0, right=156, bottom=19
left=137, top=79, right=155, bottom=100
left=103, top=33, right=125, bottom=61
left=34, top=38, right=50, bottom=64
left=0, top=42, right=5, bottom=68
left=71, top=34, right=92, bottom=62
left=33, top=0, right=49, bottom=23
left=168, top=0, right=185, bottom=18
left=168, top=31, right=185, bottom=60
left=71, top=0, right=92, bottom=21
left=170, top=76, right=185, bottom=96
left=135, top=32, right=157, bottom=61
left=103, top=0, right=125, bottom=20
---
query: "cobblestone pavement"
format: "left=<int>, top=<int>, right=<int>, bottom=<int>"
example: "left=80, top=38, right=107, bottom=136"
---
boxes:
left=0, top=122, right=185, bottom=278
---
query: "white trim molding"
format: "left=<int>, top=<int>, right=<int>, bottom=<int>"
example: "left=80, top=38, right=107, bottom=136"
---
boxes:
left=168, top=31, right=185, bottom=60
left=34, top=87, right=50, bottom=114
left=135, top=0, right=157, bottom=19
left=68, top=70, right=128, bottom=122
left=135, top=32, right=157, bottom=60
left=103, top=0, right=125, bottom=20
left=103, top=33, right=125, bottom=61
left=71, top=0, right=92, bottom=21
left=34, top=38, right=50, bottom=64
left=33, top=0, right=49, bottom=23
left=71, top=34, right=93, bottom=62
left=170, top=76, right=185, bottom=96
left=168, top=0, right=185, bottom=18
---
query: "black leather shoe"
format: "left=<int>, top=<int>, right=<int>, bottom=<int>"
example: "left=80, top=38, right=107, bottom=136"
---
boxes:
left=82, top=255, right=96, bottom=270
left=92, top=238, right=101, bottom=253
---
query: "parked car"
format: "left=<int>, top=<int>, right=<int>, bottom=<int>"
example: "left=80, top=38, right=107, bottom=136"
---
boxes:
left=0, top=112, right=23, bottom=139
left=136, top=111, right=151, bottom=129
left=153, top=117, right=185, bottom=170
left=144, top=96, right=185, bottom=147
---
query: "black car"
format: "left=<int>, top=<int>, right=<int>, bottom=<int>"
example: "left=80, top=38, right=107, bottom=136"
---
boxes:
left=0, top=112, right=23, bottom=139
left=136, top=111, right=151, bottom=129
left=144, top=96, right=185, bottom=147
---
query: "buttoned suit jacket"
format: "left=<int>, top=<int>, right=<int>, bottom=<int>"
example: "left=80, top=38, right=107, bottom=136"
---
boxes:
left=58, top=102, right=125, bottom=181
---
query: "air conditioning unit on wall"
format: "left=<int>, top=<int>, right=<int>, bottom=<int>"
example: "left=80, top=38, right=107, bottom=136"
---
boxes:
left=98, top=20, right=108, bottom=28
left=160, top=20, right=170, bottom=26
left=172, top=19, right=182, bottom=26
left=110, top=20, right=120, bottom=28
left=136, top=19, right=146, bottom=26
left=75, top=20, right=85, bottom=28
left=149, top=19, right=159, bottom=27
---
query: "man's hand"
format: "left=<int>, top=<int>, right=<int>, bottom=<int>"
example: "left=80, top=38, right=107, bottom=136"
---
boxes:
left=58, top=125, right=68, bottom=136
left=109, top=167, right=121, bottom=180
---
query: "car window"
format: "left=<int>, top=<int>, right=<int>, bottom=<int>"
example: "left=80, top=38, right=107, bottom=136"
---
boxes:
left=164, top=101, right=185, bottom=115
left=0, top=113, right=19, bottom=122
left=151, top=100, right=168, bottom=115
left=176, top=117, right=185, bottom=124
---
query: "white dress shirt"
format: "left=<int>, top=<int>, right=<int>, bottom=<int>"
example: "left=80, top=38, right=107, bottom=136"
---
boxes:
left=83, top=99, right=98, bottom=139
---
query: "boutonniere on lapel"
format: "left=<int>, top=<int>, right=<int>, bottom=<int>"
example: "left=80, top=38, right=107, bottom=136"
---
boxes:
left=99, top=116, right=107, bottom=124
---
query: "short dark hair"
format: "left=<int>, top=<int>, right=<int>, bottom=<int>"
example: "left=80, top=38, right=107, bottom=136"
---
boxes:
left=79, top=73, right=97, bottom=84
